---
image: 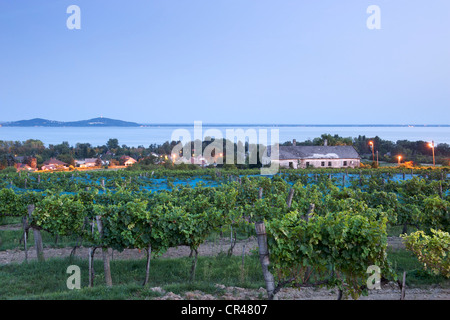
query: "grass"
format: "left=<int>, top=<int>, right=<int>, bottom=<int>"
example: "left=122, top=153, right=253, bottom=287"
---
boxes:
left=386, top=248, right=450, bottom=288
left=0, top=216, right=21, bottom=226
left=0, top=253, right=264, bottom=300
left=1, top=247, right=449, bottom=300
left=0, top=225, right=245, bottom=253
left=1, top=221, right=448, bottom=299
left=0, top=229, right=85, bottom=251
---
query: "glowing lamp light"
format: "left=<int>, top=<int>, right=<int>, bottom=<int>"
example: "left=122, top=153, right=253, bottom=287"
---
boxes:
left=428, top=141, right=435, bottom=167
left=369, top=141, right=375, bottom=162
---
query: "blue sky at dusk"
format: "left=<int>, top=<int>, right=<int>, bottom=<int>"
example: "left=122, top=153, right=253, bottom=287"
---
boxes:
left=0, top=1, right=449, bottom=125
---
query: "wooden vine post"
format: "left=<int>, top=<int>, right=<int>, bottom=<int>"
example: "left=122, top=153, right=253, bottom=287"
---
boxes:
left=304, top=203, right=315, bottom=222
left=400, top=271, right=406, bottom=300
left=189, top=248, right=199, bottom=282
left=255, top=221, right=276, bottom=300
left=28, top=204, right=45, bottom=262
left=88, top=246, right=96, bottom=288
left=22, top=216, right=28, bottom=262
left=88, top=219, right=96, bottom=288
left=286, top=188, right=294, bottom=208
left=95, top=215, right=113, bottom=287
left=143, top=245, right=152, bottom=286
left=254, top=186, right=276, bottom=300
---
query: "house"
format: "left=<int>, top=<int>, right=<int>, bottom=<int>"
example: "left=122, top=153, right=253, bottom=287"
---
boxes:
left=14, top=157, right=37, bottom=170
left=264, top=142, right=360, bottom=169
left=121, top=156, right=137, bottom=166
left=75, top=160, right=86, bottom=167
left=15, top=163, right=34, bottom=172
left=190, top=155, right=208, bottom=166
left=41, top=164, right=58, bottom=171
left=171, top=154, right=209, bottom=166
left=83, top=158, right=99, bottom=167
left=41, top=158, right=68, bottom=170
left=76, top=158, right=100, bottom=168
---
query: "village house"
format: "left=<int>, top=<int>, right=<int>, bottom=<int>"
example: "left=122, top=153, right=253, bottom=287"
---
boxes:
left=121, top=156, right=137, bottom=166
left=41, top=158, right=68, bottom=171
left=14, top=157, right=37, bottom=172
left=188, top=155, right=208, bottom=166
left=265, top=140, right=361, bottom=169
left=15, top=163, right=34, bottom=172
left=172, top=154, right=209, bottom=167
left=75, top=158, right=101, bottom=168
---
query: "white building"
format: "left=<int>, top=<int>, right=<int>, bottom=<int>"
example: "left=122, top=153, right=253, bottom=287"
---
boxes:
left=264, top=144, right=361, bottom=169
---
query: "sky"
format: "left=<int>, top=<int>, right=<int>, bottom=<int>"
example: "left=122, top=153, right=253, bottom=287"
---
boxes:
left=0, top=0, right=449, bottom=125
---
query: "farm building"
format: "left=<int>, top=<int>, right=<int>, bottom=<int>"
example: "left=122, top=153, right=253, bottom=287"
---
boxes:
left=75, top=158, right=101, bottom=168
left=41, top=158, right=68, bottom=170
left=15, top=163, right=34, bottom=172
left=14, top=157, right=37, bottom=171
left=121, top=156, right=137, bottom=166
left=265, top=143, right=360, bottom=169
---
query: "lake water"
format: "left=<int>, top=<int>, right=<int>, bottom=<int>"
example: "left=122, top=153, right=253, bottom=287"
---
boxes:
left=0, top=125, right=449, bottom=147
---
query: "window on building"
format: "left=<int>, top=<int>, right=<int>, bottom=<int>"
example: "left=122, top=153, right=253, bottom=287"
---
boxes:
left=321, top=161, right=325, bottom=167
left=343, top=161, right=347, bottom=166
left=328, top=161, right=332, bottom=167
left=306, top=162, right=310, bottom=167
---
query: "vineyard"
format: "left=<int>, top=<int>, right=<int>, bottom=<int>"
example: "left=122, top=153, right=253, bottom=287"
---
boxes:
left=0, top=167, right=449, bottom=300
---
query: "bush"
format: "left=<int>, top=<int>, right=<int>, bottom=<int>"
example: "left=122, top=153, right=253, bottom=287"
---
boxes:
left=401, top=229, right=450, bottom=278
left=0, top=166, right=17, bottom=174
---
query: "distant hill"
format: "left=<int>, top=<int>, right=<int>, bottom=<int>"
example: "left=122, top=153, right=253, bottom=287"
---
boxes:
left=2, top=118, right=65, bottom=127
left=2, top=117, right=141, bottom=127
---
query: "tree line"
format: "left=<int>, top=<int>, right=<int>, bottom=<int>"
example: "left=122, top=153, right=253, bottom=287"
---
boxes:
left=1, top=133, right=449, bottom=170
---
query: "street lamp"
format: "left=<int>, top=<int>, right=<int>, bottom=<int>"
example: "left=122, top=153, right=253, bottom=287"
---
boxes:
left=398, top=155, right=402, bottom=166
left=428, top=141, right=435, bottom=167
left=369, top=141, right=375, bottom=162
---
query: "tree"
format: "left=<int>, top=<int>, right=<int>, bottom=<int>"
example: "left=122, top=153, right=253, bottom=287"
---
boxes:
left=106, top=138, right=119, bottom=150
left=95, top=158, right=102, bottom=167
